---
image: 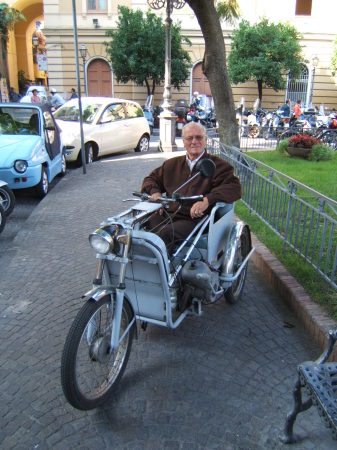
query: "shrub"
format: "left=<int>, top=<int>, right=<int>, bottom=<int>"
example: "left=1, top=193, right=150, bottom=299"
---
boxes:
left=288, top=134, right=321, bottom=148
left=277, top=138, right=289, bottom=154
left=308, top=143, right=334, bottom=161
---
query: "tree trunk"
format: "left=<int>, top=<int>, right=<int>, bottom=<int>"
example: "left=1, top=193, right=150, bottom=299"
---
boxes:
left=257, top=79, right=263, bottom=104
left=185, top=0, right=239, bottom=147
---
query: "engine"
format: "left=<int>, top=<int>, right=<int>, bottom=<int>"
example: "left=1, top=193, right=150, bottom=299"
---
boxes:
left=181, top=260, right=222, bottom=304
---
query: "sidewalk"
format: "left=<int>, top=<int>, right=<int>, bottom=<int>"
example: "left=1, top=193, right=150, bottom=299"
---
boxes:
left=0, top=142, right=336, bottom=449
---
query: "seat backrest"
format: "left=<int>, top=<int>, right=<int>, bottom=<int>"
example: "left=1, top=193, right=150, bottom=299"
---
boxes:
left=207, top=202, right=234, bottom=266
left=29, top=114, right=39, bottom=134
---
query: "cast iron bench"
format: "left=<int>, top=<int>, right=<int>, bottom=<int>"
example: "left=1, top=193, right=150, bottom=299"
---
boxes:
left=280, top=329, right=337, bottom=444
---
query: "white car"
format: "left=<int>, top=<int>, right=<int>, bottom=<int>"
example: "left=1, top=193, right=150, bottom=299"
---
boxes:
left=54, top=97, right=151, bottom=164
left=20, top=85, right=49, bottom=103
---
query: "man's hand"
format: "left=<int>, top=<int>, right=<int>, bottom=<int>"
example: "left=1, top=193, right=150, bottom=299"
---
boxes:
left=149, top=192, right=162, bottom=202
left=190, top=197, right=209, bottom=219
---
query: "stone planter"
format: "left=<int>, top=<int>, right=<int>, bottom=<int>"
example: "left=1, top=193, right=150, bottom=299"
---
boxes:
left=286, top=146, right=312, bottom=158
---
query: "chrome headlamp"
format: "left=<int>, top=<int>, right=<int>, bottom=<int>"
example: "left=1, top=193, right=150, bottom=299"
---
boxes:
left=89, top=225, right=120, bottom=255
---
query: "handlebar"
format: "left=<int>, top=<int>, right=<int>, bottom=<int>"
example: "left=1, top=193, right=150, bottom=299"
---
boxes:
left=132, top=191, right=203, bottom=204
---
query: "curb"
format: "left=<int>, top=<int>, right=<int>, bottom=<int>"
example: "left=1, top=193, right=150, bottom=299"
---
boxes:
left=251, top=233, right=337, bottom=361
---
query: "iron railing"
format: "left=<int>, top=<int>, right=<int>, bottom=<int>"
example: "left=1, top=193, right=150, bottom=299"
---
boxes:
left=206, top=132, right=337, bottom=290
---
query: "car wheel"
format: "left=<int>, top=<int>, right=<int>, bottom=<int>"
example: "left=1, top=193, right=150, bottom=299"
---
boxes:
left=135, top=134, right=149, bottom=152
left=0, top=185, right=15, bottom=216
left=0, top=204, right=6, bottom=234
left=59, top=152, right=67, bottom=177
left=85, top=143, right=94, bottom=163
left=35, top=167, right=49, bottom=198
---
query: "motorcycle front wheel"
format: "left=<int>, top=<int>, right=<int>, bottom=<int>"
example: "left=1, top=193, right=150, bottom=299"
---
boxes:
left=225, top=226, right=251, bottom=305
left=61, top=295, right=134, bottom=410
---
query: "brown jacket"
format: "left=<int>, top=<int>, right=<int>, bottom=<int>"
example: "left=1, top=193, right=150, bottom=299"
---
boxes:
left=141, top=152, right=241, bottom=217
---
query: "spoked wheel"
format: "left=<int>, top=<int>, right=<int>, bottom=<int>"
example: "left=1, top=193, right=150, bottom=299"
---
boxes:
left=248, top=124, right=260, bottom=138
left=0, top=185, right=15, bottom=216
left=35, top=166, right=49, bottom=198
left=320, top=130, right=337, bottom=150
left=61, top=295, right=134, bottom=410
left=135, top=134, right=150, bottom=152
left=225, top=226, right=251, bottom=304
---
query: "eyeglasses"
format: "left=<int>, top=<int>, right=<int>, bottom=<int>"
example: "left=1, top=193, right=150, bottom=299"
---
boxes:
left=183, top=135, right=205, bottom=142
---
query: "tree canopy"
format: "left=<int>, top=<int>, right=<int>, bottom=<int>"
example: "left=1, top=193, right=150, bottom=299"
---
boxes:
left=228, top=18, right=305, bottom=103
left=105, top=6, right=191, bottom=97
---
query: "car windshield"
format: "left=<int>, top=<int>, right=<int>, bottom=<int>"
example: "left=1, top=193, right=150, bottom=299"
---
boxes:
left=0, top=107, right=41, bottom=136
left=54, top=101, right=101, bottom=123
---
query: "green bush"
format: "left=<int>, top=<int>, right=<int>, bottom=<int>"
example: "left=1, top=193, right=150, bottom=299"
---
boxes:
left=308, top=143, right=334, bottom=161
left=276, top=138, right=289, bottom=154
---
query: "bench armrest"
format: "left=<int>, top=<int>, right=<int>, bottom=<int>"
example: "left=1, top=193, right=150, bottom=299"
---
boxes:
left=316, top=329, right=337, bottom=364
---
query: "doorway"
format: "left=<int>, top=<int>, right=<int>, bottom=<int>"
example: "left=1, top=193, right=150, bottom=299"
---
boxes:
left=87, top=59, right=112, bottom=97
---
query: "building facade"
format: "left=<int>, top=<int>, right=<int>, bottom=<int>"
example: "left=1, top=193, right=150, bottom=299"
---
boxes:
left=6, top=0, right=337, bottom=111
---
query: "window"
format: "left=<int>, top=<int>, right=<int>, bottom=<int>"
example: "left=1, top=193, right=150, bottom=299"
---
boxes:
left=286, top=64, right=309, bottom=107
left=100, top=104, right=126, bottom=123
left=87, top=0, right=107, bottom=12
left=124, top=102, right=143, bottom=119
left=295, top=0, right=312, bottom=16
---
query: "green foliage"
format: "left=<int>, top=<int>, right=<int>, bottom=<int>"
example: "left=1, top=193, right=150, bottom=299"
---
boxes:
left=277, top=138, right=289, bottom=154
left=228, top=18, right=304, bottom=100
left=0, top=3, right=25, bottom=46
left=18, top=70, right=31, bottom=94
left=331, top=35, right=337, bottom=76
left=105, top=6, right=191, bottom=96
left=216, top=0, right=241, bottom=25
left=308, top=143, right=334, bottom=161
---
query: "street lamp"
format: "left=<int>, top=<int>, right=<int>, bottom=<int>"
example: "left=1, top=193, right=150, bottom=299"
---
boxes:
left=80, top=44, right=88, bottom=96
left=147, top=0, right=185, bottom=152
left=309, top=55, right=319, bottom=108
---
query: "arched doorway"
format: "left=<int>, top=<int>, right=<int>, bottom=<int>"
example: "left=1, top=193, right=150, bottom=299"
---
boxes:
left=87, top=59, right=112, bottom=97
left=192, top=62, right=211, bottom=97
left=286, top=64, right=310, bottom=107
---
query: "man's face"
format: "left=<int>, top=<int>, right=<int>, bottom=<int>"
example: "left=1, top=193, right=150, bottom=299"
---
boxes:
left=182, top=124, right=207, bottom=161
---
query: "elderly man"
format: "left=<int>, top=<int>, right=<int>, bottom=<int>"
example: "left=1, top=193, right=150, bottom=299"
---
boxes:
left=141, top=122, right=241, bottom=251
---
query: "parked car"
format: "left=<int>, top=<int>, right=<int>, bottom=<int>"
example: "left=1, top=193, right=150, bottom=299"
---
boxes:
left=54, top=97, right=151, bottom=164
left=0, top=103, right=66, bottom=198
left=20, top=85, right=49, bottom=103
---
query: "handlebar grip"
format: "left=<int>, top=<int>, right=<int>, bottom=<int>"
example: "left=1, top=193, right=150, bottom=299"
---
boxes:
left=132, top=191, right=149, bottom=200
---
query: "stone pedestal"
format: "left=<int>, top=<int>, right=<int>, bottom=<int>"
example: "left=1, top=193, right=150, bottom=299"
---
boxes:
left=159, top=113, right=177, bottom=152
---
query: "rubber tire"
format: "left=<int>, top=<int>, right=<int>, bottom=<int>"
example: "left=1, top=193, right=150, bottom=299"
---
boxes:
left=0, top=204, right=6, bottom=233
left=35, top=166, right=49, bottom=198
left=248, top=124, right=260, bottom=138
left=320, top=130, right=337, bottom=151
left=85, top=143, right=94, bottom=164
left=61, top=296, right=134, bottom=410
left=59, top=152, right=67, bottom=177
left=135, top=134, right=150, bottom=152
left=225, top=226, right=251, bottom=305
left=0, top=185, right=15, bottom=216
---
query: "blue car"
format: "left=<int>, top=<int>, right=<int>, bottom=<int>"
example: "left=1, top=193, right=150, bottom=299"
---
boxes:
left=0, top=103, right=66, bottom=197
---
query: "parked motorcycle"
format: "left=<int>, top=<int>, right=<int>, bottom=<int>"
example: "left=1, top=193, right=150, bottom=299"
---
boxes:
left=142, top=95, right=154, bottom=134
left=61, top=159, right=254, bottom=410
left=174, top=99, right=189, bottom=136
left=0, top=180, right=15, bottom=216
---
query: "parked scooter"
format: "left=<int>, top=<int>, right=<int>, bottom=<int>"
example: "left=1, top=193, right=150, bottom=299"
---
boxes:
left=0, top=180, right=15, bottom=216
left=142, top=95, right=154, bottom=134
left=61, top=159, right=254, bottom=410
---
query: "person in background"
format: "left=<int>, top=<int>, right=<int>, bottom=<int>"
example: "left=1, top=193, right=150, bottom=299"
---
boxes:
left=293, top=99, right=302, bottom=119
left=69, top=88, right=78, bottom=99
left=280, top=99, right=291, bottom=117
left=31, top=89, right=41, bottom=104
left=9, top=87, right=21, bottom=102
left=50, top=88, right=65, bottom=109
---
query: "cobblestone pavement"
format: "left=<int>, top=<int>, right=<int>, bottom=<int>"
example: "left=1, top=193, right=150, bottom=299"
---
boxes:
left=0, top=150, right=335, bottom=449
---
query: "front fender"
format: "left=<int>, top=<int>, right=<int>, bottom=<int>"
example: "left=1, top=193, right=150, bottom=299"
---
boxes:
left=82, top=286, right=114, bottom=302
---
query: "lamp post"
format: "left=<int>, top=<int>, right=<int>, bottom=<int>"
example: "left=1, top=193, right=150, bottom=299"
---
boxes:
left=80, top=44, right=88, bottom=96
left=147, top=0, right=185, bottom=152
left=309, top=55, right=319, bottom=108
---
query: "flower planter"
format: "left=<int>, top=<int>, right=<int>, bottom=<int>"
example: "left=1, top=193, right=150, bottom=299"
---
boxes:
left=286, top=146, right=312, bottom=158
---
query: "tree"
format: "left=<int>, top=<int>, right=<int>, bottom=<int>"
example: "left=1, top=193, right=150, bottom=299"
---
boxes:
left=105, top=6, right=191, bottom=97
left=0, top=3, right=25, bottom=85
left=331, top=35, right=337, bottom=77
left=228, top=18, right=304, bottom=104
left=185, top=0, right=240, bottom=146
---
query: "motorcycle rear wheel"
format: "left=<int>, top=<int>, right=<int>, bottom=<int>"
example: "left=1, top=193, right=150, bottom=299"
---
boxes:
left=61, top=295, right=134, bottom=410
left=225, top=226, right=251, bottom=304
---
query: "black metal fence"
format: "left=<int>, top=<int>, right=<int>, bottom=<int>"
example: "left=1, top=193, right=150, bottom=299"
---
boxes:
left=206, top=132, right=337, bottom=290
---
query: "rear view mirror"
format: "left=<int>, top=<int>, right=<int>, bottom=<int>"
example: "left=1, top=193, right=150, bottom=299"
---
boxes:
left=196, top=158, right=216, bottom=178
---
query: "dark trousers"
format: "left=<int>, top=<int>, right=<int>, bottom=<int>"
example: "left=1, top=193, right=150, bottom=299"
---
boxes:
left=147, top=211, right=200, bottom=253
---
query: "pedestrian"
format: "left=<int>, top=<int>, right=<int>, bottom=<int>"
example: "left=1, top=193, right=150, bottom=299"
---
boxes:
left=280, top=99, right=291, bottom=117
left=9, top=87, right=21, bottom=102
left=141, top=122, right=241, bottom=252
left=50, top=88, right=65, bottom=109
left=31, top=89, right=41, bottom=104
left=293, top=99, right=302, bottom=119
left=69, top=88, right=78, bottom=99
